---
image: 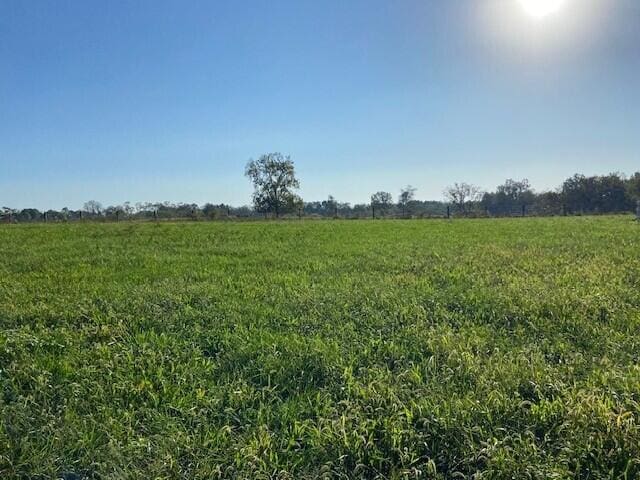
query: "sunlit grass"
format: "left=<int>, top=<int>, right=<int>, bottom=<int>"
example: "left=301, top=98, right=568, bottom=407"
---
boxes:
left=1, top=217, right=639, bottom=478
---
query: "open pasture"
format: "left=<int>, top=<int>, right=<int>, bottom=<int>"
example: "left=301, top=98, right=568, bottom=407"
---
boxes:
left=1, top=217, right=639, bottom=479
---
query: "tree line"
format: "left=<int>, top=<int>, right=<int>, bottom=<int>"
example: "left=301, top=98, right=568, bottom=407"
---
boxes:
left=2, top=152, right=640, bottom=223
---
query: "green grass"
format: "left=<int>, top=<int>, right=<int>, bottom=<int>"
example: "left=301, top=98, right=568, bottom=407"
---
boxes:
left=1, top=217, right=639, bottom=479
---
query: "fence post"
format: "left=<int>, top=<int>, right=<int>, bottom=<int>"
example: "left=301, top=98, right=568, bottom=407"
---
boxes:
left=522, top=204, right=526, bottom=217
left=446, top=205, right=450, bottom=219
left=636, top=200, right=640, bottom=221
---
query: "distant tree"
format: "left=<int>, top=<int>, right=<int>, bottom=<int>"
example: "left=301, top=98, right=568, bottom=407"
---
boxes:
left=337, top=201, right=351, bottom=217
left=202, top=203, right=232, bottom=219
left=202, top=203, right=218, bottom=219
left=597, top=173, right=629, bottom=213
left=398, top=185, right=417, bottom=218
left=16, top=208, right=42, bottom=222
left=302, top=201, right=322, bottom=216
left=291, top=196, right=305, bottom=219
left=178, top=203, right=200, bottom=220
left=45, top=210, right=61, bottom=221
left=245, top=153, right=301, bottom=218
left=154, top=202, right=172, bottom=219
left=115, top=205, right=125, bottom=221
left=498, top=179, right=533, bottom=203
left=628, top=173, right=640, bottom=219
left=352, top=203, right=370, bottom=218
left=482, top=179, right=534, bottom=216
left=371, top=191, right=393, bottom=218
left=533, top=191, right=563, bottom=216
left=104, top=205, right=125, bottom=221
left=322, top=195, right=338, bottom=217
left=561, top=173, right=630, bottom=214
left=122, top=202, right=134, bottom=216
left=233, top=205, right=253, bottom=217
left=444, top=183, right=482, bottom=215
left=43, top=209, right=64, bottom=221
left=561, top=174, right=597, bottom=213
left=1, top=207, right=17, bottom=222
left=83, top=200, right=103, bottom=216
left=628, top=172, right=640, bottom=200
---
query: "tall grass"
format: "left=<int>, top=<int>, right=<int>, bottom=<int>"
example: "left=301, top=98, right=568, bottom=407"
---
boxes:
left=1, top=217, right=639, bottom=478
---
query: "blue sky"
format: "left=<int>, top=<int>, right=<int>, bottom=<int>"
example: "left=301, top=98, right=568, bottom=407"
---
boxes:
left=1, top=0, right=639, bottom=209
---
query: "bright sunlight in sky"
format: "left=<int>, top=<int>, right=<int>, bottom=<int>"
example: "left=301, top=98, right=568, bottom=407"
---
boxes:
left=2, top=0, right=639, bottom=209
left=518, top=0, right=567, bottom=18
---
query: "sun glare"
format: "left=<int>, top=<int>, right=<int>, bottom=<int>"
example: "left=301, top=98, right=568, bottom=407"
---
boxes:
left=518, top=0, right=566, bottom=19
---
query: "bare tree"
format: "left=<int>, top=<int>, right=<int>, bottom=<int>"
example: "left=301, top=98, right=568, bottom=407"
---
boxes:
left=83, top=200, right=103, bottom=216
left=398, top=185, right=417, bottom=218
left=371, top=191, right=393, bottom=218
left=122, top=202, right=134, bottom=216
left=245, top=153, right=301, bottom=218
left=444, top=183, right=482, bottom=215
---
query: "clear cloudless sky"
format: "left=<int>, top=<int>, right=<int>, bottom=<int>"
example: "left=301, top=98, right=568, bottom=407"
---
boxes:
left=1, top=0, right=639, bottom=209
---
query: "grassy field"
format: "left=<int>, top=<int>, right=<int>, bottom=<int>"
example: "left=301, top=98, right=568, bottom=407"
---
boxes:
left=1, top=217, right=639, bottom=479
